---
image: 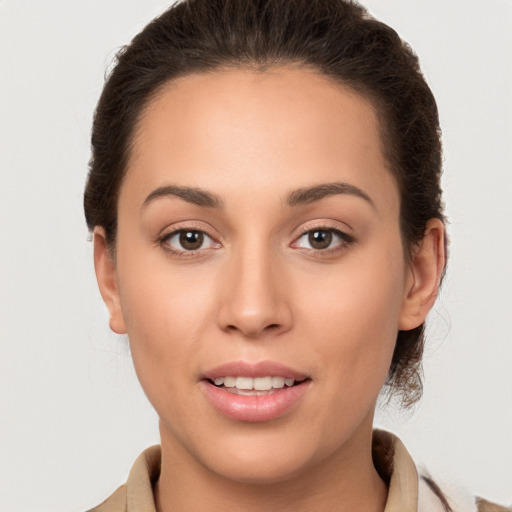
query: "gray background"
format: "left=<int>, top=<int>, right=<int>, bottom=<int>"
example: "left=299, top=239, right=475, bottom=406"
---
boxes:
left=1, top=1, right=511, bottom=510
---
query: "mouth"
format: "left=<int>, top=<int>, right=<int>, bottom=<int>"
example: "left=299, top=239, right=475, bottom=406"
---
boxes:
left=207, top=375, right=308, bottom=396
left=200, top=361, right=311, bottom=422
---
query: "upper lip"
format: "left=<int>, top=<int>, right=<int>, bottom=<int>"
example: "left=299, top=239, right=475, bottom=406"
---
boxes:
left=201, top=360, right=309, bottom=381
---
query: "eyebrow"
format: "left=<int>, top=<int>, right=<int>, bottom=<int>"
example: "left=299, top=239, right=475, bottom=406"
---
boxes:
left=286, top=182, right=375, bottom=209
left=143, top=181, right=374, bottom=210
left=143, top=185, right=224, bottom=209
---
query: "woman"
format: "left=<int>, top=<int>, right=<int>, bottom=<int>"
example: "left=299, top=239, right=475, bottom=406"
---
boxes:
left=83, top=0, right=508, bottom=511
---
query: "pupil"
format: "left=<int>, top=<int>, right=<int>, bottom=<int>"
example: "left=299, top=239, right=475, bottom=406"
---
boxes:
left=309, top=230, right=332, bottom=250
left=180, top=230, right=203, bottom=250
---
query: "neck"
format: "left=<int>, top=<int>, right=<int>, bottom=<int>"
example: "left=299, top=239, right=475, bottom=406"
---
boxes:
left=154, top=420, right=387, bottom=512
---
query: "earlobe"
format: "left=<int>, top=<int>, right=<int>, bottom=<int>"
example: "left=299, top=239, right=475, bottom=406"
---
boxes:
left=93, top=227, right=127, bottom=334
left=398, top=218, right=446, bottom=331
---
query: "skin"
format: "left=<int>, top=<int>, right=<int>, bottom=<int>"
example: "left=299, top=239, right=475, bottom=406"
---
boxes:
left=94, top=67, right=445, bottom=512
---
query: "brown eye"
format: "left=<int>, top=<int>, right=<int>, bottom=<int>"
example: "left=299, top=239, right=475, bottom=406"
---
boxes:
left=293, top=228, right=353, bottom=252
left=179, top=230, right=204, bottom=250
left=163, top=229, right=219, bottom=253
left=308, top=230, right=332, bottom=250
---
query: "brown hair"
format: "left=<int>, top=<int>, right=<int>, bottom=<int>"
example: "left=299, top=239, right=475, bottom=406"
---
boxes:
left=84, top=0, right=446, bottom=406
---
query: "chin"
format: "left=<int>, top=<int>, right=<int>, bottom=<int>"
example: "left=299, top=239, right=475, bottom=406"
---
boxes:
left=210, top=453, right=312, bottom=485
left=194, top=428, right=328, bottom=485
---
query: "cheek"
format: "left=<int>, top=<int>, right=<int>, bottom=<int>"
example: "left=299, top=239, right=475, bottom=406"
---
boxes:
left=115, top=250, right=219, bottom=391
left=297, top=283, right=401, bottom=448
left=294, top=243, right=406, bottom=391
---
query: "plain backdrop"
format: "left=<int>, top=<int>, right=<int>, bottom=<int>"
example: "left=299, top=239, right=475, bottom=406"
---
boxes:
left=0, top=1, right=511, bottom=510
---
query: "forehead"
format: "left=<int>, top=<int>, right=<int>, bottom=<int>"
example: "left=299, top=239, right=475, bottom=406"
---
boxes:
left=123, top=67, right=398, bottom=214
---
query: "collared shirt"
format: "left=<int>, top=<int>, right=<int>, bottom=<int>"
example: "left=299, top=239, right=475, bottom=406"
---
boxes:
left=87, top=430, right=507, bottom=512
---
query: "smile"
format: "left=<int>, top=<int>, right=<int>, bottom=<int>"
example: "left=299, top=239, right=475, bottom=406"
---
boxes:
left=201, top=362, right=311, bottom=422
left=212, top=376, right=301, bottom=395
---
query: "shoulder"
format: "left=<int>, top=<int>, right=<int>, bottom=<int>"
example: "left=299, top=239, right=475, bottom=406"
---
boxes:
left=374, top=429, right=511, bottom=512
left=418, top=464, right=511, bottom=512
left=86, top=445, right=160, bottom=512
left=476, top=498, right=512, bottom=512
left=86, top=484, right=127, bottom=512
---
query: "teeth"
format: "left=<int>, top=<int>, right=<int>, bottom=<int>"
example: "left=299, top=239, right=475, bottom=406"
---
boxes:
left=212, top=376, right=297, bottom=390
left=272, top=376, right=285, bottom=388
left=235, top=377, right=253, bottom=390
left=253, top=377, right=272, bottom=390
left=223, top=376, right=236, bottom=387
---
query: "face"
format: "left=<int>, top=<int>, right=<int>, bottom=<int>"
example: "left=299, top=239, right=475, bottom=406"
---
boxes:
left=95, top=67, right=440, bottom=484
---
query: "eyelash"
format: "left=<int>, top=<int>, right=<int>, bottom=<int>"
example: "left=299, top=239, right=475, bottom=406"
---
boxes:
left=291, top=226, right=355, bottom=255
left=158, top=226, right=355, bottom=257
left=159, top=227, right=220, bottom=258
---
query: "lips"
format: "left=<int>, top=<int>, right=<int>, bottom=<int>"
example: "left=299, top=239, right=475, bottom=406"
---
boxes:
left=202, top=360, right=309, bottom=381
left=200, top=361, right=311, bottom=422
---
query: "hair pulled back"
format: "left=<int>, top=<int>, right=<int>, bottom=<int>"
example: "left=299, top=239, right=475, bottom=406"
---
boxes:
left=84, top=0, right=445, bottom=406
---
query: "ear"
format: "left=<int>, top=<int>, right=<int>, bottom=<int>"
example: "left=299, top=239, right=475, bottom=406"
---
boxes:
left=398, top=218, right=446, bottom=330
left=93, top=227, right=127, bottom=334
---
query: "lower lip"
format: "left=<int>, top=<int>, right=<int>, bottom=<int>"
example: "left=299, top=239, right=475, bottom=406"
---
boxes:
left=201, top=380, right=310, bottom=422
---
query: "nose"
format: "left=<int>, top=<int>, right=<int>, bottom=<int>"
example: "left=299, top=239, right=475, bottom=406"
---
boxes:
left=216, top=244, right=292, bottom=339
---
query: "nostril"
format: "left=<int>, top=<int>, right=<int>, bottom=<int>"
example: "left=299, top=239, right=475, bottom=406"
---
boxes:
left=224, top=322, right=281, bottom=335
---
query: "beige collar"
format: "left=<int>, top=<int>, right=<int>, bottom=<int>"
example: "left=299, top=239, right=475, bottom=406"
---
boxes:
left=119, top=430, right=420, bottom=512
left=374, top=430, right=419, bottom=511
left=126, top=444, right=160, bottom=512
